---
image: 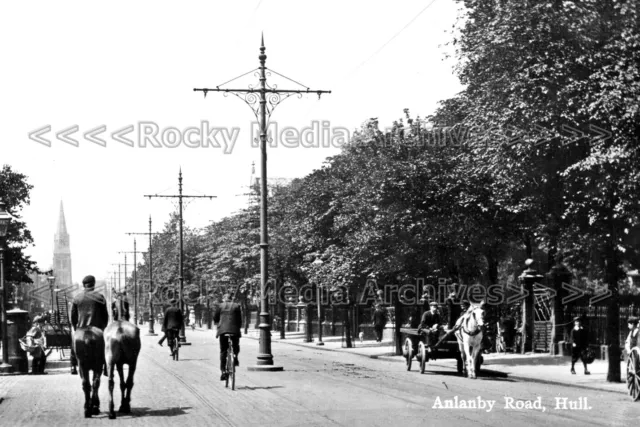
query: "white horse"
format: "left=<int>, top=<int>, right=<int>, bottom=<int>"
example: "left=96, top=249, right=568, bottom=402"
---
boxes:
left=454, top=305, right=485, bottom=379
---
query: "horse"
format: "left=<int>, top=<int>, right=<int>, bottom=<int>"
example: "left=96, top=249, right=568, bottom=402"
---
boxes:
left=73, top=326, right=106, bottom=418
left=104, top=291, right=141, bottom=419
left=454, top=304, right=485, bottom=379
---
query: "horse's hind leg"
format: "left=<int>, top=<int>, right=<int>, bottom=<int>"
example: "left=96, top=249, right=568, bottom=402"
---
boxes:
left=91, top=368, right=101, bottom=415
left=117, top=364, right=130, bottom=414
left=80, top=367, right=91, bottom=418
left=121, top=362, right=136, bottom=413
left=107, top=362, right=117, bottom=419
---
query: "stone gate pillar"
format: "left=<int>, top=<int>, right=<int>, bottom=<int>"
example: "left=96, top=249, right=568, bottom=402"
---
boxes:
left=519, top=259, right=543, bottom=353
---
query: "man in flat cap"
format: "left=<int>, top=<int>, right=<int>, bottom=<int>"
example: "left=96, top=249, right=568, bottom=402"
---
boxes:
left=70, top=275, right=109, bottom=375
left=159, top=299, right=183, bottom=356
left=569, top=316, right=590, bottom=375
left=625, top=317, right=639, bottom=355
left=419, top=302, right=442, bottom=348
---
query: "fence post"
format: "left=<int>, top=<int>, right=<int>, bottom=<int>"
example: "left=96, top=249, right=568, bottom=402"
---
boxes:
left=548, top=259, right=572, bottom=355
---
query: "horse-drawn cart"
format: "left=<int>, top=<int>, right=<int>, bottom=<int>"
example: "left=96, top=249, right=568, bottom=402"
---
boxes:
left=401, top=327, right=465, bottom=374
left=627, top=346, right=640, bottom=401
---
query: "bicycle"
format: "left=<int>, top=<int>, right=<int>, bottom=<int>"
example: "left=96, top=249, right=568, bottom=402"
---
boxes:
left=167, top=328, right=180, bottom=361
left=223, top=334, right=237, bottom=390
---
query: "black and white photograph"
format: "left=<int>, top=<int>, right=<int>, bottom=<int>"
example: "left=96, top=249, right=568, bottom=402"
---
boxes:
left=2, top=1, right=640, bottom=425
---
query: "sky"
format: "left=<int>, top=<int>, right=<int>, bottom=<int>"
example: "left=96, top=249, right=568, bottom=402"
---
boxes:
left=0, top=0, right=465, bottom=285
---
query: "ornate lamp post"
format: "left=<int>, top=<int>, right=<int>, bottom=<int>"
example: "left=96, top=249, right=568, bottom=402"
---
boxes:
left=0, top=202, right=14, bottom=373
left=194, top=36, right=329, bottom=371
left=312, top=257, right=324, bottom=346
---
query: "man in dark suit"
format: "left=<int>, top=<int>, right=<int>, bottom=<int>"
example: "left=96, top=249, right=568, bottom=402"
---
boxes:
left=111, top=290, right=130, bottom=321
left=158, top=299, right=183, bottom=356
left=419, top=302, right=442, bottom=347
left=213, top=293, right=242, bottom=381
left=445, top=291, right=461, bottom=330
left=70, top=275, right=110, bottom=375
left=570, top=316, right=590, bottom=375
left=373, top=304, right=387, bottom=342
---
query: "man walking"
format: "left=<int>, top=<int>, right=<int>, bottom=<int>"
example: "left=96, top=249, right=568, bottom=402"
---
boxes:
left=373, top=304, right=387, bottom=342
left=70, top=275, right=109, bottom=375
left=625, top=317, right=639, bottom=356
left=213, top=293, right=242, bottom=381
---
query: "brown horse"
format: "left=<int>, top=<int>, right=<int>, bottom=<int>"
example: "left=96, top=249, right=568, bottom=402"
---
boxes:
left=73, top=326, right=105, bottom=418
left=104, top=292, right=141, bottom=419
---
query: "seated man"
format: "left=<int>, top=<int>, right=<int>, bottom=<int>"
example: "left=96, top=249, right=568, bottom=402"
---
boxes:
left=213, top=293, right=242, bottom=381
left=418, top=302, right=442, bottom=348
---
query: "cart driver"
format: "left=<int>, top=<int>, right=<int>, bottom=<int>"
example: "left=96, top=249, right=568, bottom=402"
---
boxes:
left=418, top=302, right=442, bottom=347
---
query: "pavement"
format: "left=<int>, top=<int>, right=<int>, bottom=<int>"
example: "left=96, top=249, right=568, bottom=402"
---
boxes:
left=243, top=328, right=630, bottom=395
left=1, top=327, right=639, bottom=426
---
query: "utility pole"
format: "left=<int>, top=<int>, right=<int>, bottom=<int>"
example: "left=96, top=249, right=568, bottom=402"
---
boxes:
left=126, top=216, right=164, bottom=336
left=119, top=246, right=141, bottom=325
left=194, top=35, right=330, bottom=370
left=145, top=169, right=216, bottom=345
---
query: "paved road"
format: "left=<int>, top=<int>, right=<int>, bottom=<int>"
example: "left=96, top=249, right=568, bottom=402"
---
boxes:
left=1, top=329, right=639, bottom=426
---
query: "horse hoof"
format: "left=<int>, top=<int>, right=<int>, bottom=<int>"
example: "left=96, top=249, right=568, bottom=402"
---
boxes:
left=108, top=412, right=116, bottom=420
left=84, top=410, right=92, bottom=418
left=92, top=406, right=101, bottom=415
left=118, top=405, right=130, bottom=414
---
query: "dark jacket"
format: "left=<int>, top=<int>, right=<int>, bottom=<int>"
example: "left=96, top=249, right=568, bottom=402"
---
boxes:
left=71, top=289, right=109, bottom=330
left=163, top=306, right=184, bottom=332
left=570, top=327, right=589, bottom=349
left=446, top=297, right=461, bottom=328
left=111, top=298, right=130, bottom=321
left=213, top=302, right=242, bottom=338
left=373, top=307, right=387, bottom=327
left=419, top=311, right=441, bottom=330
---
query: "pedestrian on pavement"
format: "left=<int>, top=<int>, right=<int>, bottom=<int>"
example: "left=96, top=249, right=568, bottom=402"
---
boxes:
left=213, top=292, right=242, bottom=381
left=70, top=275, right=110, bottom=375
left=158, top=299, right=184, bottom=356
left=570, top=316, right=590, bottom=375
left=373, top=303, right=387, bottom=342
left=625, top=316, right=639, bottom=356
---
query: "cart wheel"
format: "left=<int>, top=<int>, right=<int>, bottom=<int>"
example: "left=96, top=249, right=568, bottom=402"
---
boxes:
left=419, top=342, right=427, bottom=374
left=404, top=338, right=413, bottom=371
left=627, top=348, right=640, bottom=401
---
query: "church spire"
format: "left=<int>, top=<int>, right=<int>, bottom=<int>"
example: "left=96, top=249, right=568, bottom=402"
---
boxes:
left=56, top=200, right=68, bottom=237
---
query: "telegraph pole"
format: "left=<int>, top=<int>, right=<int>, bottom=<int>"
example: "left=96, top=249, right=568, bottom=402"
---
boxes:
left=194, top=35, right=330, bottom=370
left=145, top=169, right=215, bottom=345
left=126, top=216, right=164, bottom=336
left=119, top=246, right=141, bottom=325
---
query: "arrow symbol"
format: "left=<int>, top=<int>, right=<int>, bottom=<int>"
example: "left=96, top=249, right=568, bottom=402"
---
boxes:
left=534, top=283, right=557, bottom=299
left=111, top=125, right=134, bottom=147
left=561, top=124, right=586, bottom=146
left=84, top=125, right=107, bottom=147
left=589, top=124, right=612, bottom=144
left=590, top=284, right=612, bottom=305
left=562, top=282, right=585, bottom=304
left=56, top=125, right=79, bottom=146
left=28, top=125, right=52, bottom=147
left=504, top=125, right=525, bottom=147
left=507, top=283, right=529, bottom=304
left=532, top=124, right=555, bottom=147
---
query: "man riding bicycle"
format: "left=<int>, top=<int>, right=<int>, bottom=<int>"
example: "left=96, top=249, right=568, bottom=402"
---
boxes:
left=213, top=292, right=242, bottom=381
left=159, top=299, right=183, bottom=356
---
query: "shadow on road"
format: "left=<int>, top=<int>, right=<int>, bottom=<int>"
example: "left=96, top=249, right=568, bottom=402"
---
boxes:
left=236, top=386, right=285, bottom=391
left=422, top=368, right=512, bottom=381
left=133, top=406, right=192, bottom=417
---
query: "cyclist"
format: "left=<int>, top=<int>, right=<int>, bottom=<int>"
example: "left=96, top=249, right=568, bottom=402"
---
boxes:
left=158, top=299, right=183, bottom=356
left=213, top=292, right=242, bottom=381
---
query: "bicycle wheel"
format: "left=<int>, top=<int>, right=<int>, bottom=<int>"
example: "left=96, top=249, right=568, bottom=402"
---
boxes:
left=227, top=344, right=235, bottom=390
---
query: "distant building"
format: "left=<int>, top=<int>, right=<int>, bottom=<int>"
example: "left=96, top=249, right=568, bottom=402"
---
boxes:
left=53, top=201, right=73, bottom=290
